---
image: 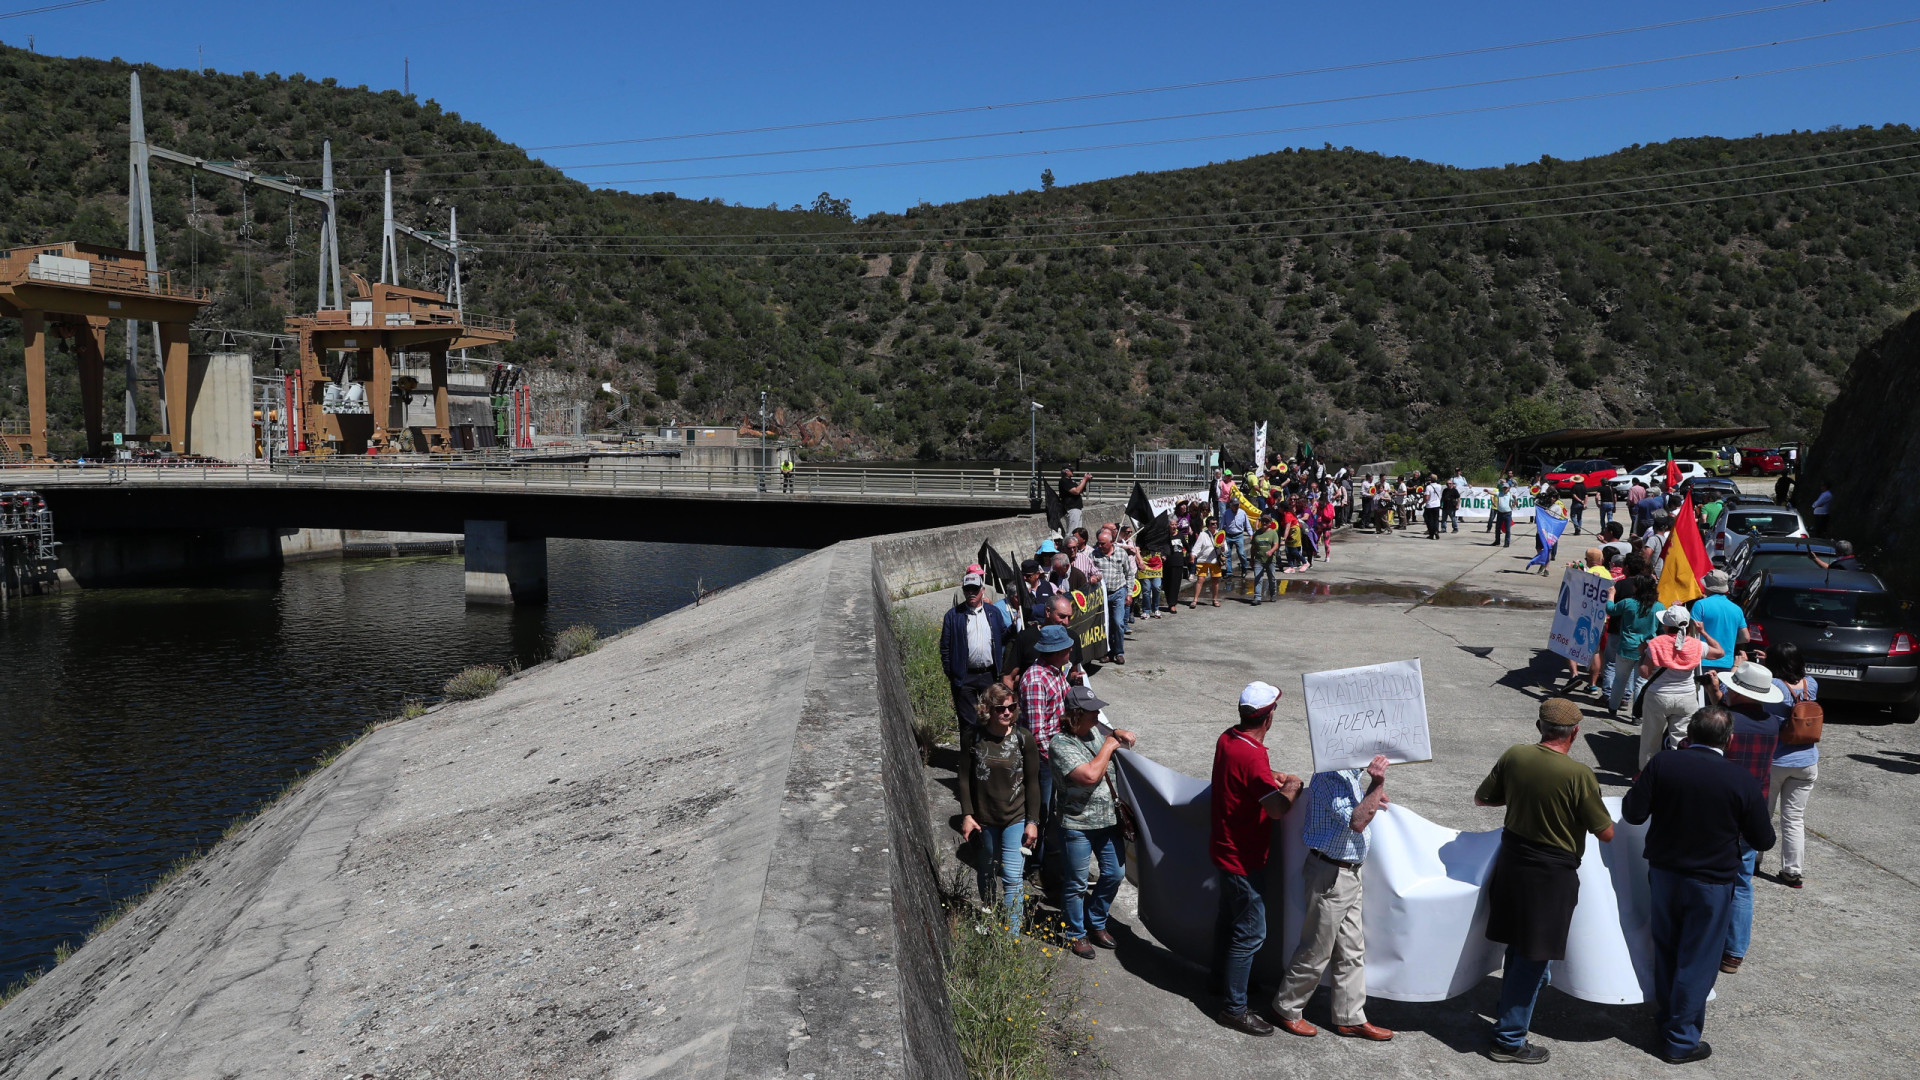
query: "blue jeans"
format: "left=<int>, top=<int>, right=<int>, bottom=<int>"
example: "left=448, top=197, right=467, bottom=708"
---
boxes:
left=974, top=820, right=1029, bottom=936
left=1250, top=556, right=1277, bottom=602
left=1608, top=652, right=1645, bottom=713
left=1726, top=843, right=1758, bottom=959
left=1495, top=512, right=1513, bottom=545
left=1650, top=867, right=1735, bottom=1059
left=1599, top=503, right=1615, bottom=529
left=1569, top=506, right=1585, bottom=534
left=1058, top=825, right=1125, bottom=941
left=1224, top=534, right=1248, bottom=575
left=1492, top=948, right=1552, bottom=1050
left=1138, top=576, right=1162, bottom=614
left=1106, top=590, right=1129, bottom=658
left=1029, top=762, right=1055, bottom=875
left=1211, top=870, right=1266, bottom=1015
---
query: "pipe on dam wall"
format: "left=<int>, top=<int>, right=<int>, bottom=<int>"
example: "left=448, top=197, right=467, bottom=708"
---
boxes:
left=0, top=504, right=1116, bottom=1077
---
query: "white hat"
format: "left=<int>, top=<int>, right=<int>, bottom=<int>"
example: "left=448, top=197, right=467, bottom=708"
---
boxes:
left=1657, top=606, right=1692, bottom=628
left=1716, top=661, right=1786, bottom=704
left=1239, top=681, right=1281, bottom=711
left=961, top=572, right=985, bottom=588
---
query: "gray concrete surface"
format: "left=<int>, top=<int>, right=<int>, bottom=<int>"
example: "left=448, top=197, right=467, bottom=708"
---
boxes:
left=916, top=521, right=1920, bottom=1079
left=0, top=538, right=963, bottom=1079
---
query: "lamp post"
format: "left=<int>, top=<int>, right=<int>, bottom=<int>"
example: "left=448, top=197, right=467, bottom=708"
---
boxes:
left=1029, top=400, right=1044, bottom=506
left=758, top=389, right=768, bottom=493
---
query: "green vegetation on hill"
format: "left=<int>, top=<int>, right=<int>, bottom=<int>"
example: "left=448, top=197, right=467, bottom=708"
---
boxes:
left=3, top=44, right=1916, bottom=462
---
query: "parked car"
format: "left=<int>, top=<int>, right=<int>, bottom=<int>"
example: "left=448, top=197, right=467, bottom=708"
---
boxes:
left=1709, top=503, right=1809, bottom=567
left=1726, top=537, right=1839, bottom=600
left=1689, top=448, right=1739, bottom=477
left=1542, top=458, right=1618, bottom=492
left=1742, top=569, right=1920, bottom=721
left=1736, top=446, right=1790, bottom=475
left=1612, top=459, right=1711, bottom=494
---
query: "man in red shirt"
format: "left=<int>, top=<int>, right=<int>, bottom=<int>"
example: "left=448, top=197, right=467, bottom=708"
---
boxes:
left=1209, top=681, right=1305, bottom=1036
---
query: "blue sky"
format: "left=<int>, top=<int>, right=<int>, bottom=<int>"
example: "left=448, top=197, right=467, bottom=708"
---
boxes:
left=9, top=0, right=1919, bottom=213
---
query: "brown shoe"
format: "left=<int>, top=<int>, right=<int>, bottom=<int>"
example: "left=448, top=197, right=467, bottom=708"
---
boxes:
left=1088, top=928, right=1117, bottom=949
left=1215, top=1009, right=1274, bottom=1038
left=1720, top=954, right=1742, bottom=974
left=1069, top=938, right=1097, bottom=960
left=1334, top=1022, right=1395, bottom=1041
left=1271, top=1017, right=1317, bottom=1038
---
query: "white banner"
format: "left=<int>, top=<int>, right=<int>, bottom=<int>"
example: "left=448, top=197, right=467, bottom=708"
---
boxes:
left=1455, top=487, right=1538, bottom=522
left=1302, top=659, right=1432, bottom=773
left=1146, top=489, right=1208, bottom=518
left=1112, top=753, right=1663, bottom=1005
left=1549, top=565, right=1613, bottom=662
left=1252, top=421, right=1268, bottom=474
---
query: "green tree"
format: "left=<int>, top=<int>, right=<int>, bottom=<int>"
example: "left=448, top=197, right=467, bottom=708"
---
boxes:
left=1420, top=411, right=1493, bottom=475
left=1486, top=397, right=1569, bottom=447
left=1040, top=168, right=1056, bottom=192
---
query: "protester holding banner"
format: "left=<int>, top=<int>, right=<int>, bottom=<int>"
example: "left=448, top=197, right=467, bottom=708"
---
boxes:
left=1207, top=682, right=1305, bottom=1037
left=1474, top=698, right=1618, bottom=1065
left=1270, top=755, right=1394, bottom=1042
left=1050, top=686, right=1137, bottom=959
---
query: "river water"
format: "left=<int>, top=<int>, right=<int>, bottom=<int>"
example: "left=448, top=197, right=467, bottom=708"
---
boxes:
left=0, top=540, right=806, bottom=987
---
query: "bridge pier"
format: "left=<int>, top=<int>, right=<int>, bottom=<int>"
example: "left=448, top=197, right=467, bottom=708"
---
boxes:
left=463, top=520, right=546, bottom=605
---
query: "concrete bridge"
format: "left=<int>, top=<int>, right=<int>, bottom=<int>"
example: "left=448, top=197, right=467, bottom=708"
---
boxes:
left=8, top=461, right=1199, bottom=602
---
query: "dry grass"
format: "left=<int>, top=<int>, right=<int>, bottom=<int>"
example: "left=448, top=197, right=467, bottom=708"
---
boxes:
left=890, top=604, right=957, bottom=756
left=442, top=664, right=505, bottom=700
left=550, top=623, right=602, bottom=662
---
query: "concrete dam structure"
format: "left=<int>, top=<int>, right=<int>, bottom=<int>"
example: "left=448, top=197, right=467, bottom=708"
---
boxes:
left=0, top=505, right=1103, bottom=1078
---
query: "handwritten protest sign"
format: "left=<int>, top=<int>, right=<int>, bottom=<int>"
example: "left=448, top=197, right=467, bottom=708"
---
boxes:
left=1549, top=565, right=1612, bottom=662
left=1303, top=659, right=1432, bottom=773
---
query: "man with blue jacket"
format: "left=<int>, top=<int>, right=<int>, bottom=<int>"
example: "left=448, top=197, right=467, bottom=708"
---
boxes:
left=940, top=570, right=1008, bottom=741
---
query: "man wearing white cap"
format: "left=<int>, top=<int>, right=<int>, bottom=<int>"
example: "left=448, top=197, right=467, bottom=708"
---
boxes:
left=939, top=570, right=1008, bottom=739
left=1637, top=605, right=1726, bottom=768
left=1207, top=681, right=1304, bottom=1036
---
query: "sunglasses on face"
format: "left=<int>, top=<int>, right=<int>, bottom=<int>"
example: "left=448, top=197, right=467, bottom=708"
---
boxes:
left=989, top=703, right=1018, bottom=713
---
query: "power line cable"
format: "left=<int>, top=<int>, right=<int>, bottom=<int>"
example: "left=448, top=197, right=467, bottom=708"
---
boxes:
left=384, top=45, right=1920, bottom=193
left=449, top=150, right=1920, bottom=252
left=336, top=17, right=1920, bottom=180
left=461, top=167, right=1920, bottom=259
left=446, top=136, right=1920, bottom=243
left=0, top=0, right=107, bottom=20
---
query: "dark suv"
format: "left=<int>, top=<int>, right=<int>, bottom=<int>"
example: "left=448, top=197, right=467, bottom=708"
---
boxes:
left=1726, top=538, right=1838, bottom=599
left=1743, top=569, right=1920, bottom=721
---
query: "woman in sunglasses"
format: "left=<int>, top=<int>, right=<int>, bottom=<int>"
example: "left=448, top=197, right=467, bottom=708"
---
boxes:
left=958, top=681, right=1043, bottom=935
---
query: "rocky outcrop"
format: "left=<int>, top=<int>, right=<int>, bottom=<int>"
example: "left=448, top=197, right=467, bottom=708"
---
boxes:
left=1807, top=308, right=1920, bottom=596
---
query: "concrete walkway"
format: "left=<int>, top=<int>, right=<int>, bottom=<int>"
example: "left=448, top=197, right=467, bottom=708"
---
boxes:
left=920, top=521, right=1920, bottom=1079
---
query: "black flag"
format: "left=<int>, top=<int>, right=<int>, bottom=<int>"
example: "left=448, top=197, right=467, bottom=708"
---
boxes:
left=1126, top=481, right=1155, bottom=528
left=1044, top=483, right=1064, bottom=532
left=976, top=540, right=1024, bottom=613
left=1135, top=510, right=1172, bottom=555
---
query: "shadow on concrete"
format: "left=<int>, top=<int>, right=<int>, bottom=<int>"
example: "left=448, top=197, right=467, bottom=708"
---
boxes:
left=1846, top=751, right=1920, bottom=775
left=1584, top=729, right=1642, bottom=787
left=1103, top=920, right=1222, bottom=1023
left=1494, top=650, right=1568, bottom=700
left=1362, top=982, right=1660, bottom=1059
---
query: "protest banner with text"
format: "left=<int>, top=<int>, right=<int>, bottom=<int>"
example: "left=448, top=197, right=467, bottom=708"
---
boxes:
left=1549, top=565, right=1613, bottom=662
left=1066, top=583, right=1111, bottom=663
left=1303, top=659, right=1433, bottom=773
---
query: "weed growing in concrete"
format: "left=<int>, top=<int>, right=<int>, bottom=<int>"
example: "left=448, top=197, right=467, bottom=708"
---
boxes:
left=551, top=623, right=602, bottom=662
left=941, top=865, right=1077, bottom=1080
left=397, top=697, right=429, bottom=721
left=890, top=604, right=956, bottom=757
left=443, top=664, right=505, bottom=700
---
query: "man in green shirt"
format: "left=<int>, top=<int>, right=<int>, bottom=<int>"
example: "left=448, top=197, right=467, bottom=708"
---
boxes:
left=1050, top=686, right=1138, bottom=958
left=1249, top=515, right=1281, bottom=605
left=1473, top=698, right=1617, bottom=1064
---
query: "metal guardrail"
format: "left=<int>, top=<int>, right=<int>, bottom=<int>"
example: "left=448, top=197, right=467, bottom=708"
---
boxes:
left=0, top=460, right=1201, bottom=504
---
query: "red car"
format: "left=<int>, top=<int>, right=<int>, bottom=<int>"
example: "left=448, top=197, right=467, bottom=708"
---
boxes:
left=1737, top=447, right=1789, bottom=475
left=1541, top=458, right=1619, bottom=492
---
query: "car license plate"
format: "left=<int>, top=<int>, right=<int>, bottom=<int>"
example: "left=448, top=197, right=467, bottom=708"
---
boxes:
left=1806, top=664, right=1860, bottom=680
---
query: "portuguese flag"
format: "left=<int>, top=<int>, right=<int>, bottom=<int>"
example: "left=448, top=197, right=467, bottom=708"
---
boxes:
left=1657, top=491, right=1709, bottom=607
left=1664, top=450, right=1682, bottom=491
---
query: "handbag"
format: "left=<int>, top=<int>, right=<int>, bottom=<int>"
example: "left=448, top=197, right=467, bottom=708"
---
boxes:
left=1780, top=683, right=1824, bottom=745
left=1103, top=765, right=1138, bottom=843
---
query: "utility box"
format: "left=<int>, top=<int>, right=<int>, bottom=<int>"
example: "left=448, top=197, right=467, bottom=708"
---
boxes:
left=186, top=352, right=255, bottom=460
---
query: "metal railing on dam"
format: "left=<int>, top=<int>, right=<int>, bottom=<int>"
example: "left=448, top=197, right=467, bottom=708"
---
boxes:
left=1, top=460, right=1204, bottom=507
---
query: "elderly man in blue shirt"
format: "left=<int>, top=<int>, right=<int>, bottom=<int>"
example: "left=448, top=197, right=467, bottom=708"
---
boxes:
left=1267, top=754, right=1394, bottom=1042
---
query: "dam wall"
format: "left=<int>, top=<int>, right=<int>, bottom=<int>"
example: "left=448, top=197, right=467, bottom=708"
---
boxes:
left=0, top=507, right=1079, bottom=1078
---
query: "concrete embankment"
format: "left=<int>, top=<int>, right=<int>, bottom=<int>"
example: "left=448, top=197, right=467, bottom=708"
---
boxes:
left=0, top=505, right=1090, bottom=1078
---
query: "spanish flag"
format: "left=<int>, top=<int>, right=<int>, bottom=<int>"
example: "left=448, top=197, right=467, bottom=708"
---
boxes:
left=1657, top=492, right=1709, bottom=607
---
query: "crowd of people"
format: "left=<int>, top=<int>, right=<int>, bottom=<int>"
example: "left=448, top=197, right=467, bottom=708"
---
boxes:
left=938, top=457, right=1838, bottom=1066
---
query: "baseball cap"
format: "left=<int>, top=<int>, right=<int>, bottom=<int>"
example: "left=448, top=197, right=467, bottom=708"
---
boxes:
left=1020, top=558, right=1041, bottom=575
left=1065, top=685, right=1109, bottom=714
left=961, top=572, right=985, bottom=588
left=1036, top=625, right=1074, bottom=653
left=1238, top=681, right=1281, bottom=711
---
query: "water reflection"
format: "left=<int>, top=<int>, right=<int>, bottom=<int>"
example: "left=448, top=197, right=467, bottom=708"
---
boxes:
left=0, top=539, right=805, bottom=986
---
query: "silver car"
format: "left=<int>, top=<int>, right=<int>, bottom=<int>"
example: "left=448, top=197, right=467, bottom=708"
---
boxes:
left=1709, top=504, right=1808, bottom=567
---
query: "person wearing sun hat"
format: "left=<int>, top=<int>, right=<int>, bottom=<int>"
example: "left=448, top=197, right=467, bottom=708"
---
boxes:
left=1637, top=605, right=1727, bottom=768
left=1711, top=660, right=1786, bottom=978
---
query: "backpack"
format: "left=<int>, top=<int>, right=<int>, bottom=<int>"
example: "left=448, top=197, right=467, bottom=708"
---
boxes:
left=1780, top=683, right=1823, bottom=746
